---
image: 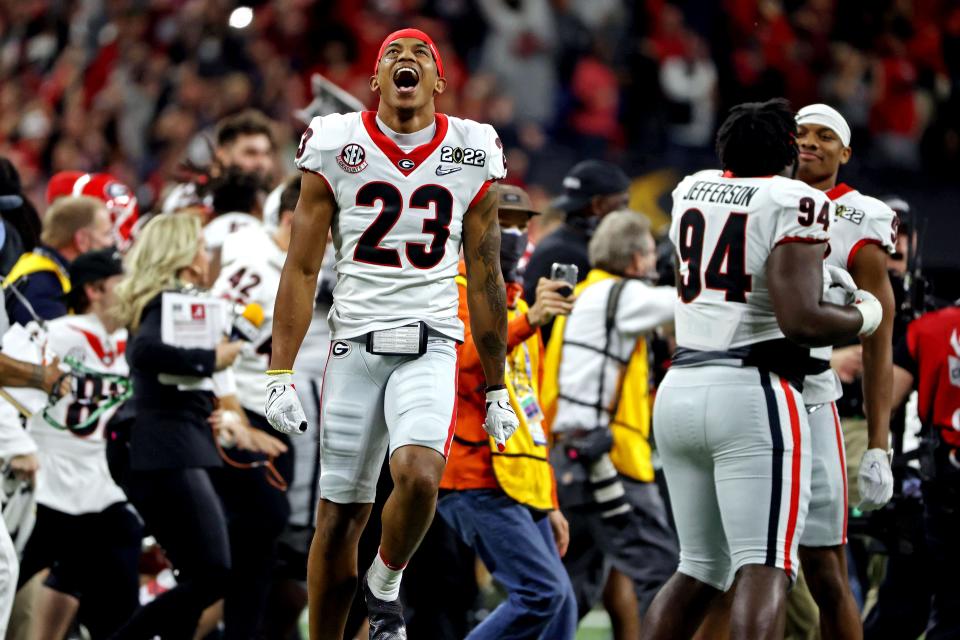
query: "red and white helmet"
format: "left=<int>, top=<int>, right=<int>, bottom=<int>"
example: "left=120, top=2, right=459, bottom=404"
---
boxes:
left=46, top=171, right=140, bottom=250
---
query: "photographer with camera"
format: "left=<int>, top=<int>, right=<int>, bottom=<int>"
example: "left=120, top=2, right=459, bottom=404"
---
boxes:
left=542, top=210, right=677, bottom=635
left=522, top=160, right=630, bottom=343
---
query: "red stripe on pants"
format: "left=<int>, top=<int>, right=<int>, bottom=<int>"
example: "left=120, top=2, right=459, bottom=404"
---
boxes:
left=831, top=402, right=849, bottom=544
left=779, top=377, right=803, bottom=575
left=442, top=347, right=460, bottom=457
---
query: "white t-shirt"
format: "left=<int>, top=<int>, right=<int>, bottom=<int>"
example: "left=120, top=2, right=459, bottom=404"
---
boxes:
left=669, top=170, right=831, bottom=352
left=295, top=111, right=506, bottom=341
left=27, top=314, right=129, bottom=515
left=803, top=184, right=898, bottom=405
left=553, top=278, right=675, bottom=433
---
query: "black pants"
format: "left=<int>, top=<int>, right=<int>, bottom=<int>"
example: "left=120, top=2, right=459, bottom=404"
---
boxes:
left=112, top=467, right=231, bottom=639
left=919, top=473, right=960, bottom=640
left=562, top=478, right=678, bottom=618
left=210, top=410, right=293, bottom=639
left=17, top=502, right=142, bottom=639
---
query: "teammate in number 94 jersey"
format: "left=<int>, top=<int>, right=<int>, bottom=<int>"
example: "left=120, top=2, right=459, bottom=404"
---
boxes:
left=642, top=99, right=883, bottom=640
left=265, top=28, right=518, bottom=640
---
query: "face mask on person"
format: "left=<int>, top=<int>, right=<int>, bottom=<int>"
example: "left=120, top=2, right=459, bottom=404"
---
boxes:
left=499, top=228, right=527, bottom=283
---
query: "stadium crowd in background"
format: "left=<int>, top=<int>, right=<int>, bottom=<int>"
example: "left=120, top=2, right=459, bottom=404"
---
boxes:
left=0, top=2, right=958, bottom=639
left=1, top=0, right=958, bottom=214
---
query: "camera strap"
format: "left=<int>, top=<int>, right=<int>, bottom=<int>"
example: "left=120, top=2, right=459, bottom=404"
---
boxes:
left=557, top=279, right=629, bottom=427
left=600, top=279, right=630, bottom=428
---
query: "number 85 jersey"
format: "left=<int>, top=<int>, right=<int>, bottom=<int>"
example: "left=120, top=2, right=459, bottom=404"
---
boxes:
left=669, top=170, right=831, bottom=351
left=296, top=111, right=506, bottom=341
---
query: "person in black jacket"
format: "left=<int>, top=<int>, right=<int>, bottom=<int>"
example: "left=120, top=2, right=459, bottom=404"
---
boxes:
left=521, top=160, right=629, bottom=343
left=109, top=214, right=272, bottom=639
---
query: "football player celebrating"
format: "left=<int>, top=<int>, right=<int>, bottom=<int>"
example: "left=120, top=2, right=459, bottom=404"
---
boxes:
left=266, top=28, right=518, bottom=640
left=794, top=104, right=896, bottom=640
left=642, top=99, right=884, bottom=640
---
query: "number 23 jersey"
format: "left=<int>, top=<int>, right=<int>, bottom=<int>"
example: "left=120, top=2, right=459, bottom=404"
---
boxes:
left=296, top=111, right=506, bottom=341
left=669, top=170, right=831, bottom=351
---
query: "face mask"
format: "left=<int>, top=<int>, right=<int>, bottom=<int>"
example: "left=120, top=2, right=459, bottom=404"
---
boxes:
left=499, top=228, right=527, bottom=283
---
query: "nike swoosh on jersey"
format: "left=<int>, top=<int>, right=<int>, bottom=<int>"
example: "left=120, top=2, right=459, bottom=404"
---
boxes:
left=435, top=165, right=462, bottom=176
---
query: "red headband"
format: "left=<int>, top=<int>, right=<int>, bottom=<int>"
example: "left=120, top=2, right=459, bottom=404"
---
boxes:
left=375, top=28, right=444, bottom=78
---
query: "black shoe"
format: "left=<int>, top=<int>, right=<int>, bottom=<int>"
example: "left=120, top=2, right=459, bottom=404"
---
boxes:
left=363, top=573, right=407, bottom=640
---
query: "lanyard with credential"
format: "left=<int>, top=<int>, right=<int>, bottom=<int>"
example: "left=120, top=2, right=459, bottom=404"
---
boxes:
left=507, top=339, right=547, bottom=445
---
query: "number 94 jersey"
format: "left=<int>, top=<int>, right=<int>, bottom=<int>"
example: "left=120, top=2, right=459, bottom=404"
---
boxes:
left=296, top=111, right=506, bottom=341
left=669, top=170, right=831, bottom=351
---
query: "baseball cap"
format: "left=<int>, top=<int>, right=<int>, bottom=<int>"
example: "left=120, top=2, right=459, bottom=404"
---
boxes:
left=498, top=184, right=539, bottom=217
left=69, top=248, right=123, bottom=289
left=550, top=160, right=630, bottom=214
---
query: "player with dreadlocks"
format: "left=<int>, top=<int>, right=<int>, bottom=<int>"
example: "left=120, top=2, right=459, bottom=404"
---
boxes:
left=641, top=99, right=885, bottom=640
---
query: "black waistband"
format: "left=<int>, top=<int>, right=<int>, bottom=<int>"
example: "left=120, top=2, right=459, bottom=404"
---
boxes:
left=672, top=339, right=819, bottom=390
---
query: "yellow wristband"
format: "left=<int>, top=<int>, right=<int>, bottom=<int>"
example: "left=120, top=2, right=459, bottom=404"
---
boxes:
left=266, top=369, right=295, bottom=375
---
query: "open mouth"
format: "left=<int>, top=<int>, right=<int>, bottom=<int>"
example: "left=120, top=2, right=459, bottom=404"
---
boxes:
left=393, top=66, right=420, bottom=94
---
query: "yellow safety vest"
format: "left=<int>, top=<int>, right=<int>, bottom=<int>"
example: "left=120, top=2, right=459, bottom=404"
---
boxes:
left=542, top=269, right=654, bottom=482
left=3, top=251, right=72, bottom=294
left=455, top=274, right=556, bottom=511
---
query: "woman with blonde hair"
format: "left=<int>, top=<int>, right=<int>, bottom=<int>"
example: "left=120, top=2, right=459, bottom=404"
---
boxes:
left=110, top=214, right=246, bottom=638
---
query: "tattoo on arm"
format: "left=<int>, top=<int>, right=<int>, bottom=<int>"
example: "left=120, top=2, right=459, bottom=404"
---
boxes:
left=469, top=190, right=507, bottom=378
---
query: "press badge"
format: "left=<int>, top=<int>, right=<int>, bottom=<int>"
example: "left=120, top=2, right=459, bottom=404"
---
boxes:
left=528, top=420, right=548, bottom=447
left=366, top=322, right=428, bottom=356
left=515, top=388, right=547, bottom=446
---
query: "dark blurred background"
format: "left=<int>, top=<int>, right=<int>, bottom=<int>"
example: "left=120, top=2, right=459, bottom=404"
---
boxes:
left=1, top=0, right=957, bottom=269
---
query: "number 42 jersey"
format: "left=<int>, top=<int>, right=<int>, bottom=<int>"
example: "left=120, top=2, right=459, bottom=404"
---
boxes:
left=296, top=111, right=506, bottom=341
left=669, top=170, right=831, bottom=352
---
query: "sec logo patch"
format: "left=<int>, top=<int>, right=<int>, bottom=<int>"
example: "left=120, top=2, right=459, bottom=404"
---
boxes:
left=331, top=341, right=352, bottom=358
left=337, top=144, right=367, bottom=173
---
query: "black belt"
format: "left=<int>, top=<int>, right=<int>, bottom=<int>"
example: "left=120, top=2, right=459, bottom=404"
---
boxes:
left=672, top=339, right=819, bottom=390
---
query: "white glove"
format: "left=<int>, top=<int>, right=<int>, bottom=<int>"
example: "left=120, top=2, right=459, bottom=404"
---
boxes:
left=483, top=387, right=520, bottom=452
left=824, top=265, right=883, bottom=336
left=853, top=288, right=883, bottom=336
left=857, top=448, right=893, bottom=511
left=265, top=373, right=308, bottom=435
left=824, top=264, right=857, bottom=304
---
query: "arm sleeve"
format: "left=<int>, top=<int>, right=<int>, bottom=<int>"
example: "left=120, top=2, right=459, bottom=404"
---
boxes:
left=126, top=302, right=216, bottom=377
left=616, top=283, right=677, bottom=337
left=770, top=181, right=831, bottom=247
left=480, top=123, right=507, bottom=182
left=846, top=199, right=898, bottom=270
left=294, top=116, right=327, bottom=177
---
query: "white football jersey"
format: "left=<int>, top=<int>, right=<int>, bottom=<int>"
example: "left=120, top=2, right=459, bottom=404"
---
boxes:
left=296, top=111, right=506, bottom=341
left=669, top=170, right=831, bottom=352
left=212, top=225, right=285, bottom=415
left=26, top=314, right=128, bottom=515
left=804, top=184, right=897, bottom=404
